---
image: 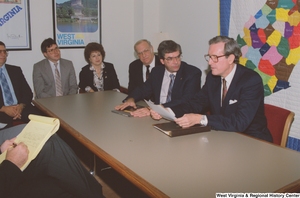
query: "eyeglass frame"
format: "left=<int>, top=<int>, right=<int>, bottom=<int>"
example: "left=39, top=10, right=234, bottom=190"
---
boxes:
left=204, top=54, right=227, bottom=63
left=47, top=47, right=60, bottom=54
left=0, top=50, right=8, bottom=55
left=164, top=54, right=182, bottom=62
left=136, top=48, right=152, bottom=56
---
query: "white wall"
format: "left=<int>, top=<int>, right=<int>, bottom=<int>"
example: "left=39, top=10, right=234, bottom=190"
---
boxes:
left=159, top=0, right=219, bottom=83
left=9, top=1, right=299, bottom=140
left=5, top=0, right=218, bottom=90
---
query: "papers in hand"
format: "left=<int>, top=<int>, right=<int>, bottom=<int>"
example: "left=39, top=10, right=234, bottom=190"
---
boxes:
left=144, top=100, right=176, bottom=121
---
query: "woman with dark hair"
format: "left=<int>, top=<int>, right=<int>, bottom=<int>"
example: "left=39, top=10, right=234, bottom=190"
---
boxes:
left=78, top=42, right=120, bottom=93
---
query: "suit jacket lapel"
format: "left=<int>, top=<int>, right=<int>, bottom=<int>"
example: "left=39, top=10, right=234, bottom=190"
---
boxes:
left=138, top=62, right=144, bottom=83
left=173, top=63, right=183, bottom=89
left=154, top=67, right=164, bottom=103
left=222, top=65, right=242, bottom=109
left=59, top=60, right=66, bottom=88
left=211, top=75, right=222, bottom=113
left=44, top=60, right=55, bottom=82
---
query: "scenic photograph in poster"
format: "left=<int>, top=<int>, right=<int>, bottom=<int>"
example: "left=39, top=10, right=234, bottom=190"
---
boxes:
left=0, top=0, right=31, bottom=50
left=53, top=0, right=101, bottom=48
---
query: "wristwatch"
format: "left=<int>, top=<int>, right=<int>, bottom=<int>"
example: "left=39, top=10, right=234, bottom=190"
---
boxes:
left=200, top=115, right=206, bottom=125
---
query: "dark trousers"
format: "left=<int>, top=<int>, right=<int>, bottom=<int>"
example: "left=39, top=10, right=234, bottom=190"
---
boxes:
left=10, top=134, right=104, bottom=198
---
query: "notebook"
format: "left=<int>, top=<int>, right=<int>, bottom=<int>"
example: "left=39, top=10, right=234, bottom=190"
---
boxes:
left=153, top=121, right=211, bottom=137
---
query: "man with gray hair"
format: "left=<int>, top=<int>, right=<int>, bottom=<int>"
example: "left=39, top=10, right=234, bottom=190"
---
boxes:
left=151, top=36, right=272, bottom=142
left=116, top=40, right=202, bottom=117
left=127, top=39, right=161, bottom=95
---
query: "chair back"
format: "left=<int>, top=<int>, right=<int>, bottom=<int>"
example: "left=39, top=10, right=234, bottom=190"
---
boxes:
left=264, top=104, right=295, bottom=147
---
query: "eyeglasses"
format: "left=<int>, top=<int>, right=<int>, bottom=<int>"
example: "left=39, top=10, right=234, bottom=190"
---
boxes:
left=47, top=47, right=60, bottom=54
left=137, top=49, right=151, bottom=56
left=0, top=50, right=8, bottom=55
left=164, top=55, right=182, bottom=62
left=204, top=54, right=226, bottom=63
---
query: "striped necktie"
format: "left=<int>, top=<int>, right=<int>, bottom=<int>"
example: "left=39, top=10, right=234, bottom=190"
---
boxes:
left=222, top=78, right=227, bottom=102
left=54, top=63, right=63, bottom=96
left=166, top=74, right=175, bottom=103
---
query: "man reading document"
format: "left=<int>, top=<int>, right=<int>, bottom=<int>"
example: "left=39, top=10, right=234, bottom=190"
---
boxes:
left=150, top=36, right=272, bottom=142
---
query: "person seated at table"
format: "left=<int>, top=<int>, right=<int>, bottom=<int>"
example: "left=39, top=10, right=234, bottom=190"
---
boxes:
left=0, top=41, right=42, bottom=129
left=115, top=40, right=202, bottom=118
left=33, top=38, right=78, bottom=99
left=79, top=42, right=120, bottom=93
left=0, top=124, right=104, bottom=198
left=150, top=35, right=273, bottom=142
left=128, top=39, right=161, bottom=96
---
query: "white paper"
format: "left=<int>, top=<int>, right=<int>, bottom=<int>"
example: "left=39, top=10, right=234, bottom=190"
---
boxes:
left=0, top=123, right=7, bottom=129
left=144, top=100, right=176, bottom=121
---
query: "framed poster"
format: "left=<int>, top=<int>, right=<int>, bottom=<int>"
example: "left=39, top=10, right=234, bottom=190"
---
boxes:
left=52, top=0, right=101, bottom=48
left=0, top=0, right=31, bottom=50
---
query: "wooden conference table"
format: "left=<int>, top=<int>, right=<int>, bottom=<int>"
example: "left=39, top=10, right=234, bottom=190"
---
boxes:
left=33, top=91, right=300, bottom=197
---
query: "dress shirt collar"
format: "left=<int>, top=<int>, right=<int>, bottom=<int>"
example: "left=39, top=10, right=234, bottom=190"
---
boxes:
left=222, top=64, right=236, bottom=89
left=165, top=69, right=177, bottom=77
left=143, top=56, right=156, bottom=70
left=48, top=60, right=60, bottom=69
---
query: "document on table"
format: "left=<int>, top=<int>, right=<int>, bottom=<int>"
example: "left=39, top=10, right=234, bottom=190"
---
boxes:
left=144, top=100, right=176, bottom=121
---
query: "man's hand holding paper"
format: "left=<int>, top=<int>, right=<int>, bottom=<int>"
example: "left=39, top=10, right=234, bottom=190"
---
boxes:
left=145, top=100, right=176, bottom=121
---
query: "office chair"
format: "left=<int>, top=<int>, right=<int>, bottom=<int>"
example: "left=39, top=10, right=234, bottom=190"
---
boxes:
left=119, top=86, right=128, bottom=94
left=264, top=104, right=295, bottom=147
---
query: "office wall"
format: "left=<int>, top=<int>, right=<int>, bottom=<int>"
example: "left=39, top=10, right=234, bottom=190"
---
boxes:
left=5, top=0, right=218, bottom=90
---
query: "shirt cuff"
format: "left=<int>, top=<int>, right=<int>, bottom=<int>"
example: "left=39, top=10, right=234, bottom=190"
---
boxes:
left=200, top=115, right=208, bottom=126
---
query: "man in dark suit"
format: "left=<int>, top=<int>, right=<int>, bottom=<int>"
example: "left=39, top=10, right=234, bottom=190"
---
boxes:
left=152, top=36, right=272, bottom=142
left=0, top=41, right=41, bottom=128
left=115, top=40, right=202, bottom=117
left=0, top=124, right=104, bottom=197
left=33, top=38, right=78, bottom=99
left=128, top=39, right=161, bottom=95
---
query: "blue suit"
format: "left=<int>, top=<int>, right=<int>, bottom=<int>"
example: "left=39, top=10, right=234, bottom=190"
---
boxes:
left=172, top=64, right=272, bottom=142
left=128, top=61, right=201, bottom=108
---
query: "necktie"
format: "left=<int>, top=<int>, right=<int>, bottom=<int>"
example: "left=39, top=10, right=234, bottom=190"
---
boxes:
left=54, top=63, right=63, bottom=96
left=222, top=78, right=227, bottom=102
left=0, top=68, right=14, bottom=105
left=146, top=65, right=150, bottom=80
left=166, top=74, right=175, bottom=103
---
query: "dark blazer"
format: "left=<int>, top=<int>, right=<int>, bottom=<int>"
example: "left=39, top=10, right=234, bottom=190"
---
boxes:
left=128, top=55, right=161, bottom=95
left=0, top=64, right=40, bottom=125
left=0, top=133, right=104, bottom=197
left=129, top=61, right=202, bottom=108
left=78, top=62, right=120, bottom=92
left=172, top=64, right=272, bottom=142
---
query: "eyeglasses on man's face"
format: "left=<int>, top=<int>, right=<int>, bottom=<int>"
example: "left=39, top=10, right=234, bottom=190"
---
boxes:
left=0, top=50, right=8, bottom=55
left=204, top=54, right=226, bottom=63
left=137, top=49, right=151, bottom=57
left=47, top=47, right=60, bottom=54
left=164, top=54, right=182, bottom=62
